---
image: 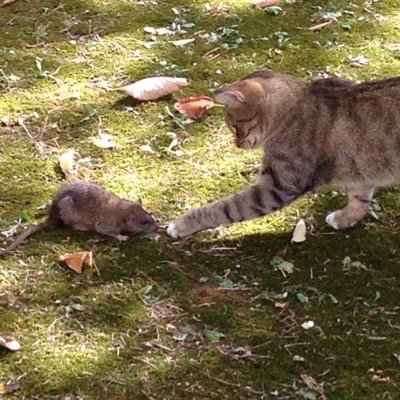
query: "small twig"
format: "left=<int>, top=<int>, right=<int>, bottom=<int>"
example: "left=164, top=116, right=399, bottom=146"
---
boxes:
left=308, top=20, right=334, bottom=31
left=161, top=261, right=198, bottom=282
left=208, top=374, right=241, bottom=388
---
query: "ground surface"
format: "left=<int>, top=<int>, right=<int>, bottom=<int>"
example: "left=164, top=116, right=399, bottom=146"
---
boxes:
left=1, top=0, right=400, bottom=399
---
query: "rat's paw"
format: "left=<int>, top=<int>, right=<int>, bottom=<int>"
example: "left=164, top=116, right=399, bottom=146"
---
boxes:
left=167, top=222, right=179, bottom=239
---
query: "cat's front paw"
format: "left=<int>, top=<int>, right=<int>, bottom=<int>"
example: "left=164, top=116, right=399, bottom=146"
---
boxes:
left=167, top=218, right=193, bottom=239
left=167, top=222, right=180, bottom=239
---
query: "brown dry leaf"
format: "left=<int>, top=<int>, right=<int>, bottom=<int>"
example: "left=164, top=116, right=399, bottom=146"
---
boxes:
left=0, top=382, right=21, bottom=395
left=59, top=251, right=97, bottom=274
left=123, top=77, right=190, bottom=101
left=0, top=336, right=20, bottom=351
left=174, top=96, right=215, bottom=119
left=274, top=301, right=288, bottom=309
left=254, top=0, right=280, bottom=9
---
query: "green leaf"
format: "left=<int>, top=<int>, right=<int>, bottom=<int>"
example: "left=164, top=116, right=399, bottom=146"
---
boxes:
left=137, top=285, right=153, bottom=296
left=295, top=389, right=317, bottom=400
left=204, top=329, right=225, bottom=342
left=328, top=294, right=338, bottom=304
left=265, top=6, right=282, bottom=15
left=296, top=292, right=309, bottom=304
left=20, top=211, right=30, bottom=222
left=270, top=256, right=294, bottom=276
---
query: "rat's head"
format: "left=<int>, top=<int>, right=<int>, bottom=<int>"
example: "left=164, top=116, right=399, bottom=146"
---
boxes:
left=123, top=200, right=159, bottom=234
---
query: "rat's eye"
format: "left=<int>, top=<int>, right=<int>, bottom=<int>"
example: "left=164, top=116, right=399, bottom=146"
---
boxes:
left=141, top=216, right=154, bottom=226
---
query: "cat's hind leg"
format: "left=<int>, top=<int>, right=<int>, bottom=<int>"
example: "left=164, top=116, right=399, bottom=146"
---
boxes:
left=325, top=184, right=374, bottom=230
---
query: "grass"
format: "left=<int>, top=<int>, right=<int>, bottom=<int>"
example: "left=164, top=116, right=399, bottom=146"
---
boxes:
left=1, top=0, right=400, bottom=398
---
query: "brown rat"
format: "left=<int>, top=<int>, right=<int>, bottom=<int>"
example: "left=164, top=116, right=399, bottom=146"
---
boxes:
left=0, top=181, right=159, bottom=255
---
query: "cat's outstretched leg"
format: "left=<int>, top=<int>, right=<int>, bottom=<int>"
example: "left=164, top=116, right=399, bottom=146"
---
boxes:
left=167, top=169, right=304, bottom=239
left=325, top=184, right=374, bottom=230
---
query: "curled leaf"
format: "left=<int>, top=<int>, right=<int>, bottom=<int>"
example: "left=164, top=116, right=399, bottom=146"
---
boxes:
left=174, top=96, right=215, bottom=119
left=0, top=0, right=20, bottom=7
left=0, top=336, right=20, bottom=351
left=59, top=251, right=97, bottom=274
left=301, top=320, right=315, bottom=330
left=254, top=0, right=280, bottom=9
left=92, top=133, right=116, bottom=149
left=123, top=77, right=190, bottom=101
left=291, top=219, right=306, bottom=244
left=59, top=149, right=75, bottom=176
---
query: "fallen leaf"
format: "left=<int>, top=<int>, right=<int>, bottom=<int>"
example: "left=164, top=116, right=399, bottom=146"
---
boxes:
left=301, top=320, right=315, bottom=330
left=270, top=256, right=294, bottom=277
left=291, top=219, right=306, bottom=244
left=170, top=38, right=195, bottom=47
left=0, top=382, right=21, bottom=395
left=144, top=26, right=174, bottom=36
left=123, top=77, right=190, bottom=101
left=140, top=144, right=155, bottom=154
left=349, top=55, right=370, bottom=68
left=59, top=251, right=97, bottom=274
left=92, top=133, right=116, bottom=149
left=0, top=336, right=20, bottom=351
left=296, top=292, right=309, bottom=304
left=59, top=149, right=75, bottom=176
left=274, top=301, right=288, bottom=309
left=204, top=329, right=225, bottom=343
left=174, top=96, right=215, bottom=119
left=0, top=0, right=19, bottom=7
left=254, top=0, right=280, bottom=9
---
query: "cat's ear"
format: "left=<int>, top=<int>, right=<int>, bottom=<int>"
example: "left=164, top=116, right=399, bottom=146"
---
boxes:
left=214, top=89, right=245, bottom=106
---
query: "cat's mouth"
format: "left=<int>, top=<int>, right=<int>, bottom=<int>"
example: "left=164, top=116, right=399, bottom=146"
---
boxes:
left=236, top=139, right=261, bottom=150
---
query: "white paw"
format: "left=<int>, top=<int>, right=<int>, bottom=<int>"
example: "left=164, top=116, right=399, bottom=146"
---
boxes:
left=325, top=212, right=339, bottom=230
left=116, top=234, right=129, bottom=241
left=167, top=222, right=179, bottom=239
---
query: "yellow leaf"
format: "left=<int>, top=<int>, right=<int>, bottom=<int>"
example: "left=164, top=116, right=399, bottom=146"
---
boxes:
left=59, top=149, right=75, bottom=176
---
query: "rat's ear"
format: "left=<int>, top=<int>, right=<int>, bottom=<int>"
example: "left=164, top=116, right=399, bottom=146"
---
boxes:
left=214, top=89, right=245, bottom=106
left=134, top=198, right=142, bottom=206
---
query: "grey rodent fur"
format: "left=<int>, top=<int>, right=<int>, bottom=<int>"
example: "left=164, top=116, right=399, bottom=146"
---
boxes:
left=0, top=181, right=159, bottom=255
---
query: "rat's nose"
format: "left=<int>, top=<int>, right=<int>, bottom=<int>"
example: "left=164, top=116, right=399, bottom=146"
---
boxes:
left=142, top=216, right=159, bottom=232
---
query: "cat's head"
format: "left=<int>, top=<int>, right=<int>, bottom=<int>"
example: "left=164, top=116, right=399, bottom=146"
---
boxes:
left=214, top=79, right=266, bottom=150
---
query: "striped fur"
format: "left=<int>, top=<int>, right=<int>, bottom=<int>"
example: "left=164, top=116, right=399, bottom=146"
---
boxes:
left=167, top=70, right=400, bottom=238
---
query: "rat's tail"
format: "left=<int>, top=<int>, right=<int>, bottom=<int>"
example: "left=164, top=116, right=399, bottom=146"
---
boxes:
left=0, top=222, right=50, bottom=256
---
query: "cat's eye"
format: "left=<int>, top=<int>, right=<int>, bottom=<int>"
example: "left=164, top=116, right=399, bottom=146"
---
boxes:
left=231, top=124, right=238, bottom=134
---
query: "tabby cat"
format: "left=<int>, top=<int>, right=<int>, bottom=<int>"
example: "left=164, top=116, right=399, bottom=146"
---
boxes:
left=167, top=70, right=400, bottom=238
